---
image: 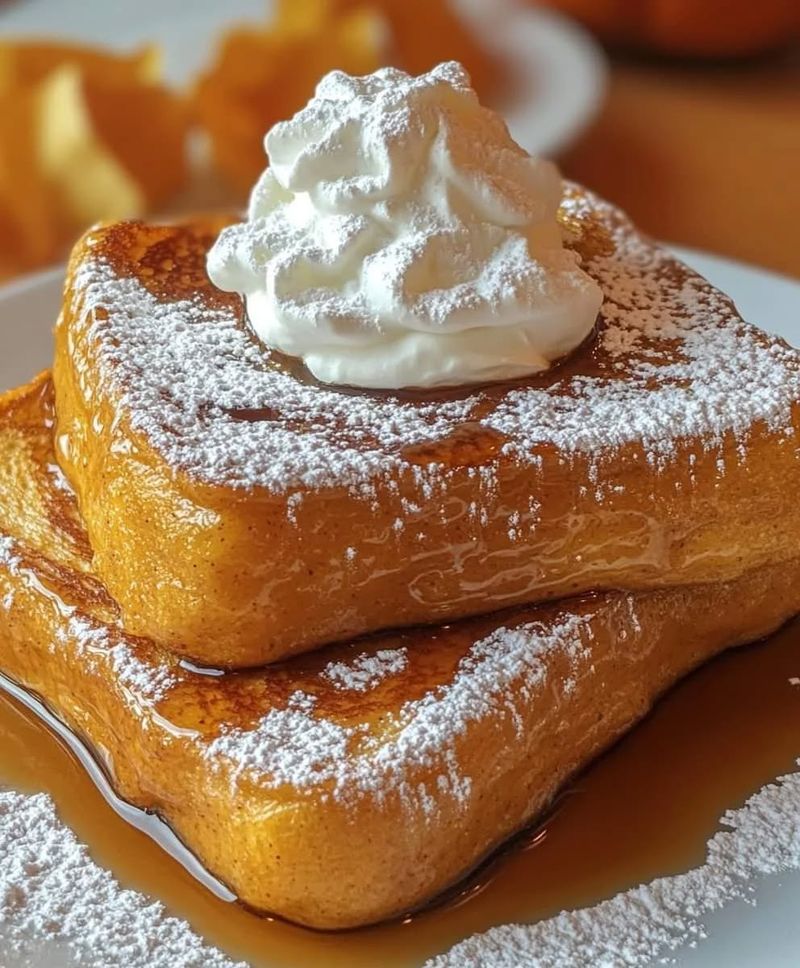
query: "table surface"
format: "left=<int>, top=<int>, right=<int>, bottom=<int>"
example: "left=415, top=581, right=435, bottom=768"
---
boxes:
left=561, top=49, right=800, bottom=279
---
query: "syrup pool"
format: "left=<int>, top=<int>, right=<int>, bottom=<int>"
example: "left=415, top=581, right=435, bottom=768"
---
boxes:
left=2, top=617, right=800, bottom=967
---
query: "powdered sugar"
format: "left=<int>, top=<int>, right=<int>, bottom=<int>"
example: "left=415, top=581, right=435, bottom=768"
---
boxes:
left=46, top=461, right=75, bottom=493
left=321, top=647, right=408, bottom=691
left=108, top=639, right=177, bottom=704
left=56, top=614, right=177, bottom=704
left=0, top=790, right=245, bottom=968
left=0, top=535, right=20, bottom=571
left=487, top=268, right=798, bottom=457
left=67, top=188, right=800, bottom=494
left=205, top=689, right=352, bottom=795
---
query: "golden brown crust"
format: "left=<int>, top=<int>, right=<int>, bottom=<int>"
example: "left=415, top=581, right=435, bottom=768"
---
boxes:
left=2, top=375, right=800, bottom=927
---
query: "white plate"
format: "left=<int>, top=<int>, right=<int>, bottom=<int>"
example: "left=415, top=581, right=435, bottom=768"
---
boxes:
left=0, top=0, right=606, bottom=160
left=1, top=249, right=799, bottom=968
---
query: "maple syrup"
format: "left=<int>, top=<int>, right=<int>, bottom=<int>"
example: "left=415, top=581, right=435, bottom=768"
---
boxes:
left=2, top=618, right=799, bottom=967
left=400, top=422, right=509, bottom=467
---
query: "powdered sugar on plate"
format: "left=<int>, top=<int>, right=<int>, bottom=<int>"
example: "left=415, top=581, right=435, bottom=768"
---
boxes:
left=66, top=187, right=800, bottom=494
left=426, top=769, right=800, bottom=967
left=0, top=790, right=245, bottom=968
left=3, top=769, right=800, bottom=967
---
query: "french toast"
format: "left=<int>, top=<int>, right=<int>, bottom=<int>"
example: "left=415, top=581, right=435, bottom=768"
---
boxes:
left=52, top=188, right=800, bottom=667
left=3, top=373, right=800, bottom=928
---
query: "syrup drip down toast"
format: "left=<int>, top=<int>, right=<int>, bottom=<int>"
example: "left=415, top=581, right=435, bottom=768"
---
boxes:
left=53, top=190, right=800, bottom=666
left=3, top=375, right=800, bottom=928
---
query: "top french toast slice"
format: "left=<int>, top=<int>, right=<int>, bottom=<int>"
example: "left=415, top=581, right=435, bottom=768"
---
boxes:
left=53, top=185, right=800, bottom=667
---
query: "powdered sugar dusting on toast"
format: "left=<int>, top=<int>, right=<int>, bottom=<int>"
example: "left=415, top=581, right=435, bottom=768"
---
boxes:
left=204, top=612, right=591, bottom=811
left=5, top=547, right=800, bottom=966
left=488, top=265, right=798, bottom=453
left=0, top=536, right=20, bottom=571
left=68, top=265, right=475, bottom=492
left=9, top=582, right=800, bottom=968
left=55, top=614, right=177, bottom=704
left=321, top=647, right=408, bottom=691
left=0, top=538, right=20, bottom=612
left=66, top=188, right=800, bottom=493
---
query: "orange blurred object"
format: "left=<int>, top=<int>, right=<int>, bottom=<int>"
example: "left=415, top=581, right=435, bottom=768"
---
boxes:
left=0, top=42, right=189, bottom=281
left=194, top=4, right=383, bottom=195
left=195, top=0, right=497, bottom=196
left=537, top=0, right=800, bottom=56
left=286, top=0, right=497, bottom=94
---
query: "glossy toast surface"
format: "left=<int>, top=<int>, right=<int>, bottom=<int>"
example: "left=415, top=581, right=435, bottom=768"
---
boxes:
left=3, top=374, right=800, bottom=928
left=53, top=189, right=800, bottom=667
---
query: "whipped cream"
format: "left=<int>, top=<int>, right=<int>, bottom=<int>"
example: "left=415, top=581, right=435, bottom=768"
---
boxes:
left=207, top=61, right=602, bottom=389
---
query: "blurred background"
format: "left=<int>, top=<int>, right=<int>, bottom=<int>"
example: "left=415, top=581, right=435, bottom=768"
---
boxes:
left=0, top=0, right=797, bottom=284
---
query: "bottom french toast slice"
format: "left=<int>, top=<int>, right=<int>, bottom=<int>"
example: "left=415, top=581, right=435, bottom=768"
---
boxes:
left=2, top=373, right=800, bottom=930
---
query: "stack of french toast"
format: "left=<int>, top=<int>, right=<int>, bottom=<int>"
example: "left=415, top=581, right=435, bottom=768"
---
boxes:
left=1, top=182, right=800, bottom=931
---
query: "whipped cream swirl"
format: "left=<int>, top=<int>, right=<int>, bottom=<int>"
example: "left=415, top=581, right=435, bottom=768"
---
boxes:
left=207, top=61, right=603, bottom=389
